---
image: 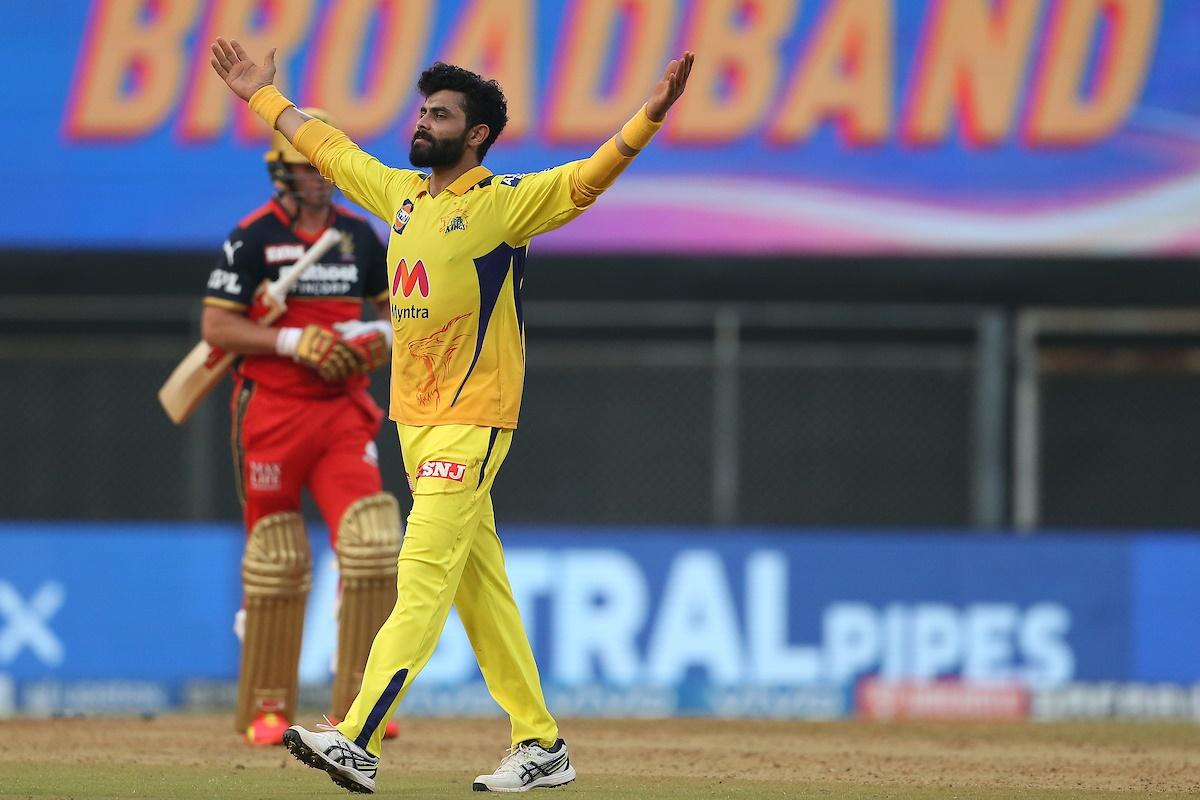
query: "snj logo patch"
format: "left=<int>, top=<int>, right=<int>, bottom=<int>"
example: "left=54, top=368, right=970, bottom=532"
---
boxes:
left=417, top=461, right=466, bottom=481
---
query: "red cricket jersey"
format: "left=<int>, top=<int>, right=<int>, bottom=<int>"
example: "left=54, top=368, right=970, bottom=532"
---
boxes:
left=204, top=199, right=389, bottom=397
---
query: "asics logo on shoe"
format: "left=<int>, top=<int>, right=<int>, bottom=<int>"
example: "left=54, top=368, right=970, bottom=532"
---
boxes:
left=473, top=738, right=576, bottom=792
left=283, top=725, right=379, bottom=794
left=324, top=742, right=378, bottom=778
left=519, top=752, right=569, bottom=783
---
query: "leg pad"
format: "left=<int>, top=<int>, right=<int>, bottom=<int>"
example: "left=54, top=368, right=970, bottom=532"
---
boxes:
left=235, top=511, right=311, bottom=732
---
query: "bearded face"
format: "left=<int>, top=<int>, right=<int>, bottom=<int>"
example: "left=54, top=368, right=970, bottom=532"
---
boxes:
left=409, top=126, right=470, bottom=168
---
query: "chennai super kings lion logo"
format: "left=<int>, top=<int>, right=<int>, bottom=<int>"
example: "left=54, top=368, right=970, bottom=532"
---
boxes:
left=408, top=313, right=471, bottom=408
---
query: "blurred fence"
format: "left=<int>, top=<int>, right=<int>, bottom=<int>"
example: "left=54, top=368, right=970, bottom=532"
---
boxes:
left=1015, top=309, right=1200, bottom=531
left=2, top=298, right=1200, bottom=529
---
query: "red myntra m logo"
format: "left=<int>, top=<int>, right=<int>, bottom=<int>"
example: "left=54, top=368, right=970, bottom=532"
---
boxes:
left=393, top=258, right=429, bottom=298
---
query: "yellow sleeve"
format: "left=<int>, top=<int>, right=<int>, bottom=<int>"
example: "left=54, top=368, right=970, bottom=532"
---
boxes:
left=573, top=104, right=662, bottom=200
left=497, top=105, right=662, bottom=243
left=292, top=119, right=421, bottom=223
left=493, top=164, right=589, bottom=244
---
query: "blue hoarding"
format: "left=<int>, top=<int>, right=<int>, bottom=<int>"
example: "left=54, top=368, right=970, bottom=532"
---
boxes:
left=3, top=523, right=1197, bottom=717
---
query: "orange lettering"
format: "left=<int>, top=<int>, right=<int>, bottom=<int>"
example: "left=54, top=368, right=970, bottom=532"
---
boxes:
left=1025, top=0, right=1158, bottom=145
left=440, top=0, right=534, bottom=140
left=545, top=0, right=675, bottom=142
left=178, top=0, right=314, bottom=142
left=65, top=0, right=200, bottom=139
left=303, top=0, right=432, bottom=139
left=903, top=0, right=1040, bottom=146
left=770, top=0, right=893, bottom=145
left=670, top=0, right=797, bottom=142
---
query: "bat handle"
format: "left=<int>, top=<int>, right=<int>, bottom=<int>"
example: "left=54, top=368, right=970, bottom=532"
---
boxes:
left=257, top=292, right=287, bottom=324
left=265, top=286, right=289, bottom=308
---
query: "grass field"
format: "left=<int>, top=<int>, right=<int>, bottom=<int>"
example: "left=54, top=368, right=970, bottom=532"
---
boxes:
left=1, top=714, right=1198, bottom=799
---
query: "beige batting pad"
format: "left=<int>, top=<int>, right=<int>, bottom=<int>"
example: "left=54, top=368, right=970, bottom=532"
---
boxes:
left=235, top=511, right=311, bottom=732
left=332, top=492, right=403, bottom=718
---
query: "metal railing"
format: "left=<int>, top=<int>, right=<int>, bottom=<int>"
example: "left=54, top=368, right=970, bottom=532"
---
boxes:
left=7, top=296, right=1197, bottom=529
left=1012, top=308, right=1200, bottom=531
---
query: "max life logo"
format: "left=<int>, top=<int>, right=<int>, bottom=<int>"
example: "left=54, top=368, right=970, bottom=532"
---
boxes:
left=393, top=258, right=429, bottom=298
left=249, top=461, right=282, bottom=492
left=392, top=199, right=414, bottom=235
left=418, top=460, right=466, bottom=482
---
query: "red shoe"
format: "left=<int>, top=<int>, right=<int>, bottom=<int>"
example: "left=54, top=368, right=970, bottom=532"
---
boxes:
left=326, top=716, right=399, bottom=740
left=245, top=709, right=290, bottom=746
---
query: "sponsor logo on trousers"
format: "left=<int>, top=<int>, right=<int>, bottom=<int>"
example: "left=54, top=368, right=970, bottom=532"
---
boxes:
left=418, top=461, right=466, bottom=481
left=249, top=461, right=282, bottom=491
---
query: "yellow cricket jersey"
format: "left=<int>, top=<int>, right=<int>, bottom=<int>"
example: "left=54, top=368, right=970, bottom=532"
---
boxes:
left=293, top=124, right=613, bottom=428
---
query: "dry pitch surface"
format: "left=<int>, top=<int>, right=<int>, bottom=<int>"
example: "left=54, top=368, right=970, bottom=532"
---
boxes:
left=1, top=714, right=1198, bottom=799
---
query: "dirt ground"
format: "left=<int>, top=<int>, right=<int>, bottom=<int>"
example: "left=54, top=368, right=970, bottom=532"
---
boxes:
left=2, top=714, right=1199, bottom=798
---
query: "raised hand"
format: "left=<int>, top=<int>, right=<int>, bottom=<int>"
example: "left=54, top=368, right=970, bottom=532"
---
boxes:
left=210, top=38, right=277, bottom=101
left=645, top=51, right=694, bottom=122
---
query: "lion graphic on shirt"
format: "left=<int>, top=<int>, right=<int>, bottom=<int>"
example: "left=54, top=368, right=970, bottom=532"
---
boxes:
left=408, top=313, right=471, bottom=408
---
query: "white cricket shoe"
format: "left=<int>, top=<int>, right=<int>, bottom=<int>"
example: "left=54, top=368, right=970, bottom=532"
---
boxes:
left=472, top=738, right=576, bottom=792
left=282, top=723, right=379, bottom=794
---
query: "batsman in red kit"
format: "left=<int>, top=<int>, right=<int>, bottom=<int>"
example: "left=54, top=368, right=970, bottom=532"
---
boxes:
left=201, top=111, right=402, bottom=746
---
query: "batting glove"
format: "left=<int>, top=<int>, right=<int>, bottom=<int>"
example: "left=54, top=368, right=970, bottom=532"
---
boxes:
left=285, top=324, right=360, bottom=383
left=334, top=319, right=392, bottom=373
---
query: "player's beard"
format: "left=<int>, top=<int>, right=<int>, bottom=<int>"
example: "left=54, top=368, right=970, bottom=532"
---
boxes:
left=409, top=129, right=469, bottom=168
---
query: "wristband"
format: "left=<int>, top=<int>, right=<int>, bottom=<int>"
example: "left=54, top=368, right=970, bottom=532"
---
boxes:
left=248, top=85, right=295, bottom=128
left=275, top=327, right=302, bottom=358
left=619, top=105, right=662, bottom=152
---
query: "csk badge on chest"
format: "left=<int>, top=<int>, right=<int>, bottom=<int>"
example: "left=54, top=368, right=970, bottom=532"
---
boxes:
left=440, top=208, right=468, bottom=234
left=392, top=199, right=414, bottom=235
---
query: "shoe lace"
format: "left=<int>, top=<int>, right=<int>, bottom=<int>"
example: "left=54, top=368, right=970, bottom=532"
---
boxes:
left=494, top=743, right=537, bottom=775
left=317, top=714, right=339, bottom=733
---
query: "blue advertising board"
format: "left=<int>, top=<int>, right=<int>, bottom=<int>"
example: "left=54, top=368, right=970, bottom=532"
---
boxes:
left=3, top=523, right=1196, bottom=717
left=1, top=1, right=1198, bottom=254
left=1131, top=535, right=1200, bottom=683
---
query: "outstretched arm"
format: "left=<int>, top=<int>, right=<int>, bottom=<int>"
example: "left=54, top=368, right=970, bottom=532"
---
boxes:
left=209, top=38, right=416, bottom=222
left=500, top=52, right=695, bottom=243
left=573, top=51, right=695, bottom=199
left=497, top=53, right=694, bottom=242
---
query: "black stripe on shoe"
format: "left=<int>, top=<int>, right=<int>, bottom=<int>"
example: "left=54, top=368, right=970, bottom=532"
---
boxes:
left=519, top=752, right=570, bottom=784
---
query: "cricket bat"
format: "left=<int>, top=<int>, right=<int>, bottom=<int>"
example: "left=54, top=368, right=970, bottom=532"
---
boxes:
left=158, top=228, right=343, bottom=425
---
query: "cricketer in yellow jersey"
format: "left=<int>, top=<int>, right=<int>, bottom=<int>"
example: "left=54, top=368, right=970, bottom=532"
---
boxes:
left=211, top=36, right=694, bottom=795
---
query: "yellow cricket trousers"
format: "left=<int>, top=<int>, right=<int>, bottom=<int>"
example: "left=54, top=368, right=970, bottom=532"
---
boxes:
left=336, top=423, right=558, bottom=757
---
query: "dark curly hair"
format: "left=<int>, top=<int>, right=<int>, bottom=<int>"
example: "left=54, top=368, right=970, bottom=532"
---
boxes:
left=417, top=63, right=508, bottom=160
